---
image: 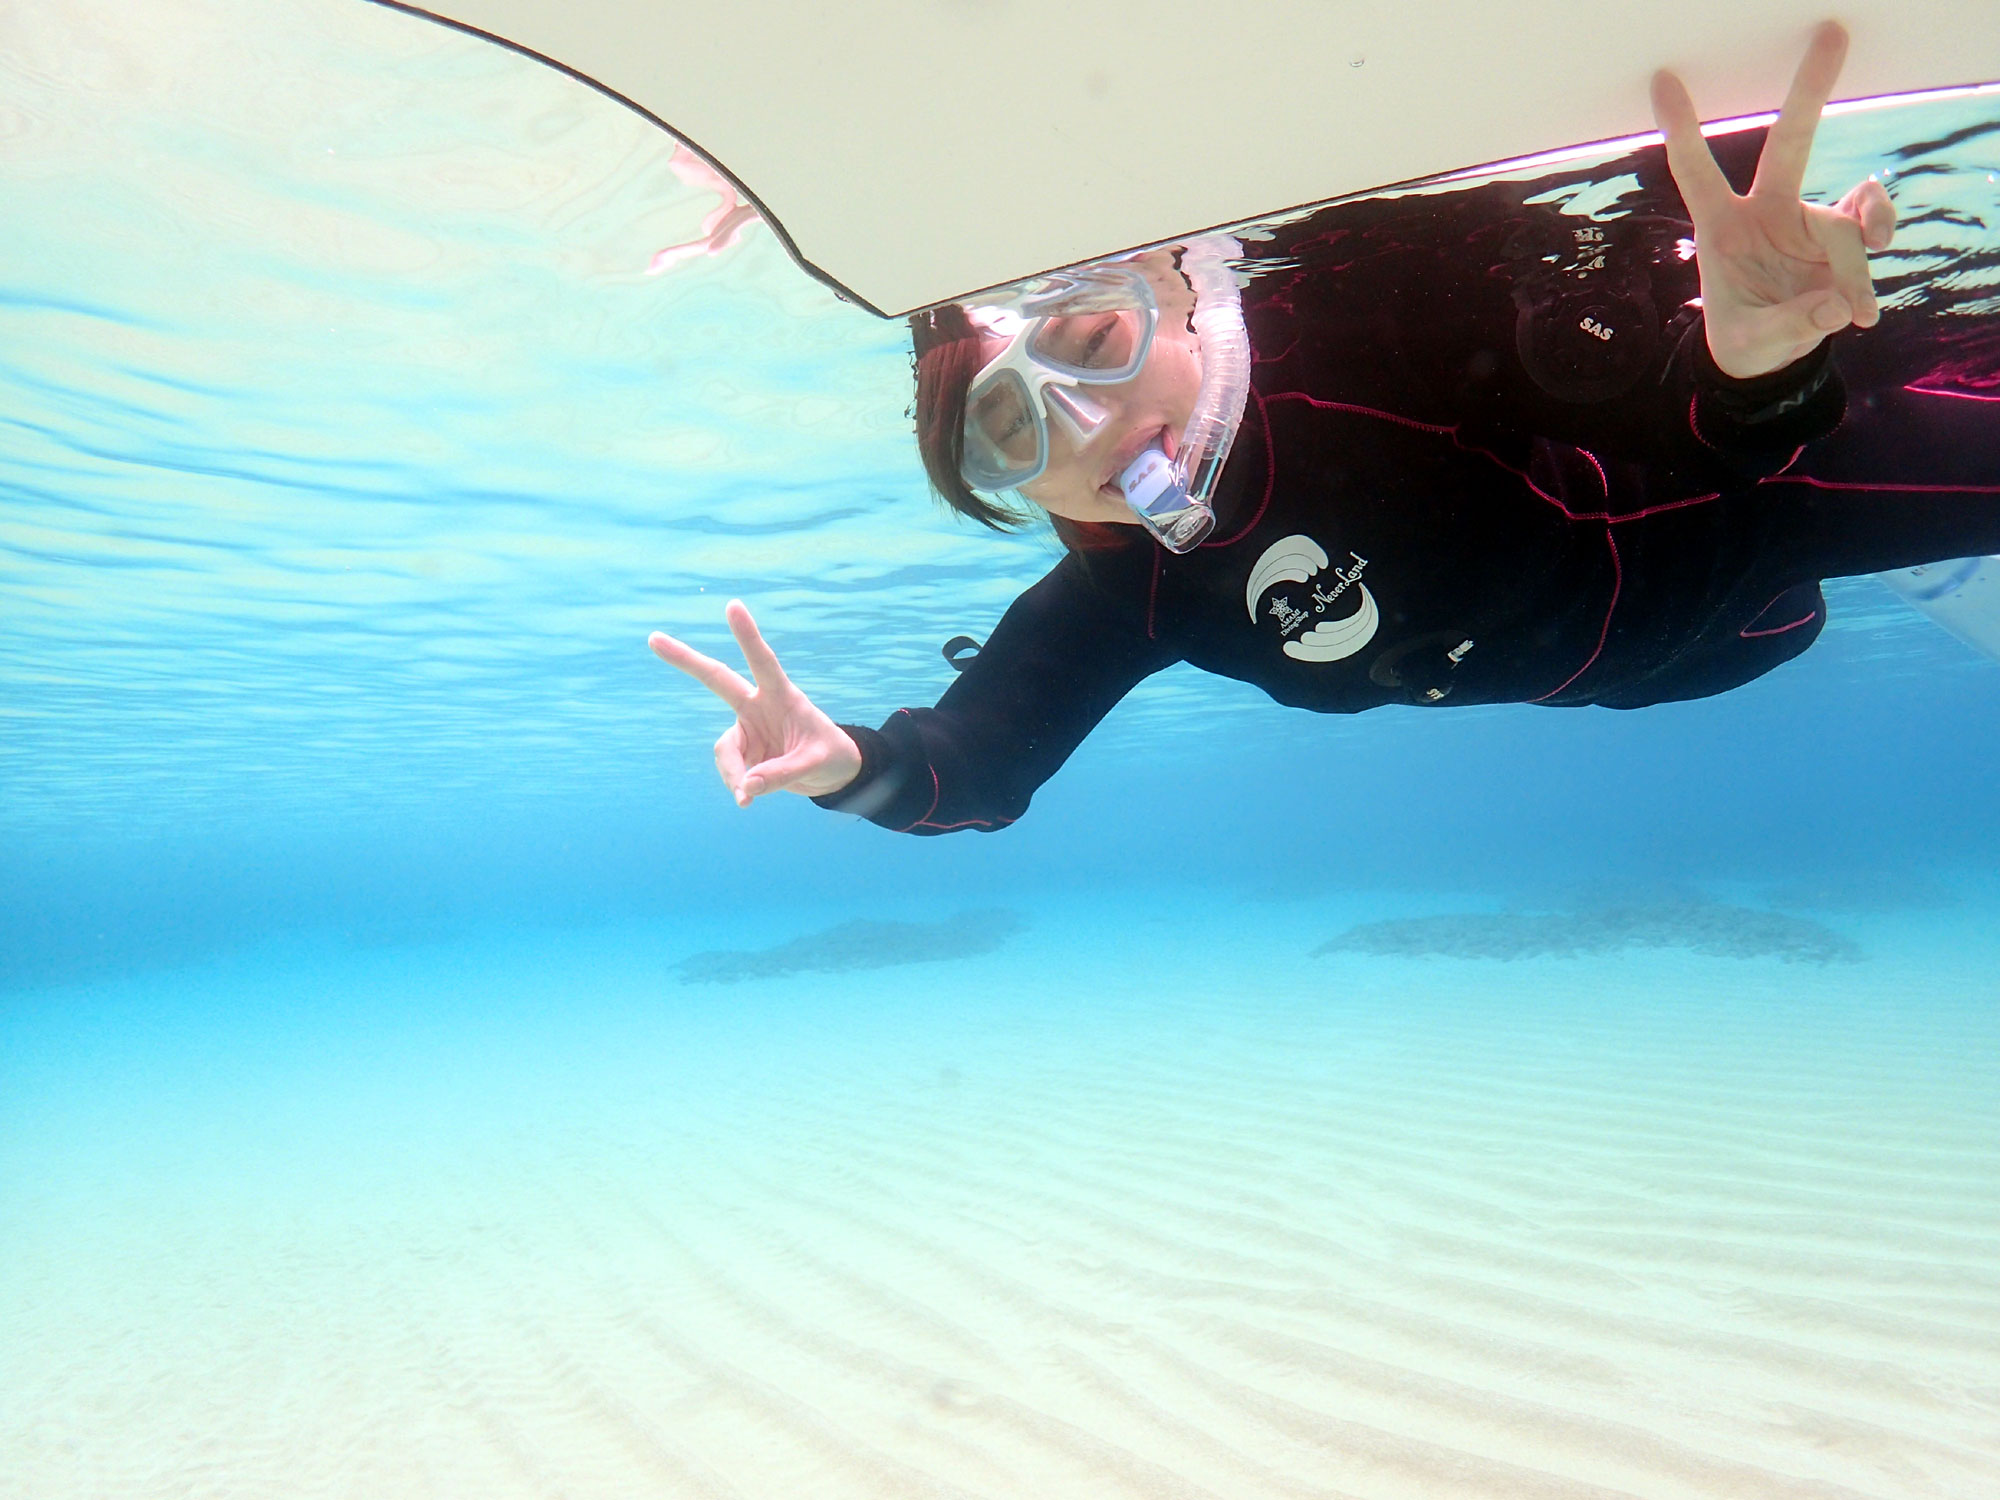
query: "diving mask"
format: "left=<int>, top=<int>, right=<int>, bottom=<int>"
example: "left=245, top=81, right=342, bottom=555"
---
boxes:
left=958, top=264, right=1159, bottom=492
left=957, top=241, right=1248, bottom=554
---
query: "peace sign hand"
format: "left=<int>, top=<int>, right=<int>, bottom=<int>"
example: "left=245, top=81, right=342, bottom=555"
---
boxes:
left=649, top=600, right=863, bottom=807
left=1651, top=21, right=1897, bottom=380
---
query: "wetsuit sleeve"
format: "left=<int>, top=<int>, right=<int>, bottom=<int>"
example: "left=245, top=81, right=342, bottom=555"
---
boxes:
left=1459, top=266, right=1847, bottom=486
left=810, top=550, right=1179, bottom=834
left=1244, top=182, right=1847, bottom=486
left=1685, top=332, right=1844, bottom=471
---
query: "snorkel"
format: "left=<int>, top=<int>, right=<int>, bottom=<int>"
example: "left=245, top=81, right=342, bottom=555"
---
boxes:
left=1114, top=235, right=1250, bottom=553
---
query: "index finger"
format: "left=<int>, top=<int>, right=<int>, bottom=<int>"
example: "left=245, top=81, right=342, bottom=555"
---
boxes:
left=648, top=629, right=753, bottom=712
left=1751, top=21, right=1849, bottom=203
left=1650, top=68, right=1737, bottom=224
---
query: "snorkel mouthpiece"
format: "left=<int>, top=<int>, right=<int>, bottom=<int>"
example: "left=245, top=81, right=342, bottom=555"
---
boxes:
left=1118, top=444, right=1215, bottom=551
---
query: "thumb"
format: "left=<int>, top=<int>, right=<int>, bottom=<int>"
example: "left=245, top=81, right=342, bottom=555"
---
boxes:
left=1809, top=293, right=1852, bottom=332
left=739, top=743, right=823, bottom=800
left=1706, top=291, right=1845, bottom=379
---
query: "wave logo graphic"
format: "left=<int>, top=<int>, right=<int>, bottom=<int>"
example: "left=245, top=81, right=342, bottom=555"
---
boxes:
left=1245, top=534, right=1380, bottom=663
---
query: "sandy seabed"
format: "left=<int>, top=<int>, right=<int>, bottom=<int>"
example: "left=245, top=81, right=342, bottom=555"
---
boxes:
left=3, top=896, right=1997, bottom=1499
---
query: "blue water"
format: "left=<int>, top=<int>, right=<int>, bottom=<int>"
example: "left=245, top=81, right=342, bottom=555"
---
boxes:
left=5, top=6, right=2000, bottom=1496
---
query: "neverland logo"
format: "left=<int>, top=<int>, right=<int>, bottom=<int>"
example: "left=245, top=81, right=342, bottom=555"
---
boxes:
left=1244, top=534, right=1380, bottom=662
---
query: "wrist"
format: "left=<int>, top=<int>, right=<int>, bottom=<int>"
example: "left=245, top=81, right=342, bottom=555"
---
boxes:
left=824, top=728, right=863, bottom=794
left=796, top=727, right=862, bottom=797
left=807, top=723, right=887, bottom=813
left=1696, top=335, right=1835, bottom=424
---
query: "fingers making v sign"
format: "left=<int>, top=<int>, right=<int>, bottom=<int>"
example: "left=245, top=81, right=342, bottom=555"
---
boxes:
left=649, top=600, right=862, bottom=806
left=1651, top=20, right=1898, bottom=380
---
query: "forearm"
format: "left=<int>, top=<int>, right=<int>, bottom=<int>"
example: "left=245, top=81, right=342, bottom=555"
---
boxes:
left=810, top=552, right=1178, bottom=835
left=811, top=709, right=1031, bottom=835
left=1505, top=294, right=1847, bottom=483
left=1686, top=328, right=1845, bottom=475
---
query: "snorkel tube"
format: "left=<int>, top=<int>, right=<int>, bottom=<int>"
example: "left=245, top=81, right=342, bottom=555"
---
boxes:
left=1116, top=235, right=1250, bottom=553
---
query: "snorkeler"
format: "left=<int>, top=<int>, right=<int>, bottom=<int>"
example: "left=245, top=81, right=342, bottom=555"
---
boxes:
left=649, top=24, right=2000, bottom=834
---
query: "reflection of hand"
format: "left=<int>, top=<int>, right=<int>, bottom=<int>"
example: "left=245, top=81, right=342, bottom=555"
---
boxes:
left=1651, top=21, right=1897, bottom=379
left=648, top=145, right=760, bottom=275
left=648, top=600, right=862, bottom=807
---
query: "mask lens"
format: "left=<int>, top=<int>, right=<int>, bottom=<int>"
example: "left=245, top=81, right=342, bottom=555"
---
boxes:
left=957, top=264, right=1157, bottom=491
left=1029, top=309, right=1143, bottom=379
left=963, top=368, right=1044, bottom=483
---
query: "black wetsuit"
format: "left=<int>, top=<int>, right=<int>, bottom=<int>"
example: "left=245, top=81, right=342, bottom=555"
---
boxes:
left=819, top=169, right=2000, bottom=836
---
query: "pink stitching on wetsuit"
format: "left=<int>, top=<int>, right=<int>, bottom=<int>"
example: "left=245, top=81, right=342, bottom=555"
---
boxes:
left=1741, top=608, right=1818, bottom=638
left=1530, top=529, right=1622, bottom=703
left=901, top=763, right=940, bottom=830
left=1264, top=390, right=1456, bottom=434
left=882, top=710, right=1015, bottom=831
left=884, top=710, right=943, bottom=833
left=1603, top=493, right=1724, bottom=523
left=1267, top=388, right=1728, bottom=526
left=1760, top=475, right=2000, bottom=496
left=1248, top=391, right=1754, bottom=703
left=1578, top=447, right=1609, bottom=502
left=1465, top=438, right=1724, bottom=523
left=1905, top=384, right=2000, bottom=403
left=1447, top=438, right=1569, bottom=510
left=1688, top=390, right=1719, bottom=453
left=1263, top=391, right=1584, bottom=517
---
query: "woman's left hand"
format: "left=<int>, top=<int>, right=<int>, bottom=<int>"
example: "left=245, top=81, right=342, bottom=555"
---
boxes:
left=1651, top=20, right=1897, bottom=379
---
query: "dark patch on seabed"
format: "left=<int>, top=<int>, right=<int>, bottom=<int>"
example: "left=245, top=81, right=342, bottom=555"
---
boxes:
left=676, top=909, right=1025, bottom=984
left=1318, top=899, right=1862, bottom=964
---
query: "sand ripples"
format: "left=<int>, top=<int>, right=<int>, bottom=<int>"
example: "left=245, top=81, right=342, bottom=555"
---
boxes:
left=4, top=931, right=1998, bottom=1497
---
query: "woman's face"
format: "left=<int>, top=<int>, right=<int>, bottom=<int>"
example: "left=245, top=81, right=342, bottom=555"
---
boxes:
left=981, top=251, right=1204, bottom=525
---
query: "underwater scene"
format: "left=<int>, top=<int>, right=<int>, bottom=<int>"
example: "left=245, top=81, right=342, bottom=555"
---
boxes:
left=5, top=3, right=1999, bottom=1496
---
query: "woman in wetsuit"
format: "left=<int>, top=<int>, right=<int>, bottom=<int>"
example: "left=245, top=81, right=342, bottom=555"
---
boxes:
left=649, top=25, right=1997, bottom=835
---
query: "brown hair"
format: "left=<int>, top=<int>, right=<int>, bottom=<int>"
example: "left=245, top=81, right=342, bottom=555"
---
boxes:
left=908, top=306, right=1131, bottom=554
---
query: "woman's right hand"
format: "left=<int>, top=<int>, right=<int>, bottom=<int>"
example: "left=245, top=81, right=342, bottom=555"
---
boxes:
left=648, top=600, right=863, bottom=807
